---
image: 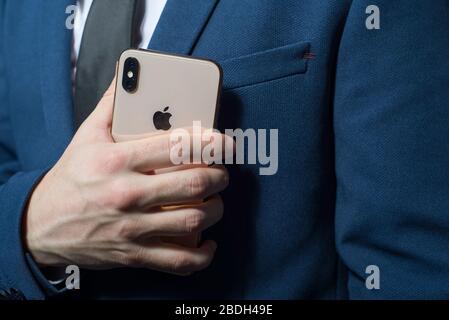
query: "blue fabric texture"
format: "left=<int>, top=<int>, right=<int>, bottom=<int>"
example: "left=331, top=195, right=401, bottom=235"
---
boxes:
left=0, top=0, right=448, bottom=299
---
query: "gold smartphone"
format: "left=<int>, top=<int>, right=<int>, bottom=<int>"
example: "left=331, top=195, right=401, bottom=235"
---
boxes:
left=112, top=49, right=222, bottom=142
left=112, top=49, right=222, bottom=247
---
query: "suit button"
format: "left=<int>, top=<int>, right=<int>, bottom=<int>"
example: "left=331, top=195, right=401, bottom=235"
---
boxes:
left=0, top=288, right=26, bottom=300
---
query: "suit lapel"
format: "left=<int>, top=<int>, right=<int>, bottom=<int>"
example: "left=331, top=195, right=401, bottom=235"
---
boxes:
left=148, top=0, right=219, bottom=54
left=38, top=1, right=75, bottom=151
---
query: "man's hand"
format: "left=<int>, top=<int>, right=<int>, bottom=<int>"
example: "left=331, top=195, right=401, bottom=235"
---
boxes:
left=24, top=79, right=232, bottom=276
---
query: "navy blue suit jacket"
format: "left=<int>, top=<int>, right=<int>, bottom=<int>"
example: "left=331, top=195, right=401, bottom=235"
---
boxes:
left=1, top=0, right=449, bottom=299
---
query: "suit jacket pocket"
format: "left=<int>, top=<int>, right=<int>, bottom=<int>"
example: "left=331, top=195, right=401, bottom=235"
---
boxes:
left=220, top=41, right=311, bottom=90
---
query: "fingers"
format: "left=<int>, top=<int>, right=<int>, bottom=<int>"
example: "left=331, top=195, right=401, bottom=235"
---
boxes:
left=129, top=166, right=229, bottom=208
left=105, top=165, right=228, bottom=210
left=120, top=195, right=224, bottom=240
left=128, top=240, right=218, bottom=275
left=119, top=129, right=235, bottom=172
left=154, top=163, right=210, bottom=174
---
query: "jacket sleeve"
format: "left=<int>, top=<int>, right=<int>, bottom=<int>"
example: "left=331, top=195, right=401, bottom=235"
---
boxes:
left=0, top=1, right=49, bottom=300
left=334, top=0, right=449, bottom=298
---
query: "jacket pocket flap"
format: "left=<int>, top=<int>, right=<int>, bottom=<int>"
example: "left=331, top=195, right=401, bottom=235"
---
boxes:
left=220, top=41, right=311, bottom=89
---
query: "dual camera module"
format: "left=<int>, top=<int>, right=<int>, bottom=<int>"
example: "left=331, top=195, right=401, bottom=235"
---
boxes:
left=122, top=57, right=140, bottom=93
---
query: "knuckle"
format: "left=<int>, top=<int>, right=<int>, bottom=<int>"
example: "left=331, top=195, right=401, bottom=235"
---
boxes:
left=108, top=179, right=141, bottom=208
left=100, top=148, right=129, bottom=173
left=171, top=253, right=196, bottom=274
left=117, top=219, right=138, bottom=240
left=170, top=250, right=214, bottom=275
left=184, top=209, right=206, bottom=233
left=124, top=247, right=145, bottom=267
left=187, top=171, right=210, bottom=199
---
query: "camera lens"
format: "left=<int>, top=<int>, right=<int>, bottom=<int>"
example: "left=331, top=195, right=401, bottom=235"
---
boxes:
left=122, top=57, right=140, bottom=93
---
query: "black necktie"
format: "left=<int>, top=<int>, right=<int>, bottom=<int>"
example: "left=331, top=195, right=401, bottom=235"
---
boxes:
left=74, top=0, right=138, bottom=128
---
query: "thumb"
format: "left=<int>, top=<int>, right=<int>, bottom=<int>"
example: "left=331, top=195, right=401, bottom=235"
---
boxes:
left=83, top=75, right=117, bottom=130
left=74, top=71, right=118, bottom=144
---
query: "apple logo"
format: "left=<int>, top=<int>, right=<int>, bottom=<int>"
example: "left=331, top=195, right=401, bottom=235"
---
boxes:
left=153, top=106, right=172, bottom=131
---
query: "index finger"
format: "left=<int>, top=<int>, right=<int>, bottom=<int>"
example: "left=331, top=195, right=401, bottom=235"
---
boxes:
left=119, top=128, right=235, bottom=172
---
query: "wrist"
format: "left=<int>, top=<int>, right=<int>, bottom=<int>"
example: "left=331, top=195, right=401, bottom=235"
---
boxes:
left=22, top=173, right=55, bottom=267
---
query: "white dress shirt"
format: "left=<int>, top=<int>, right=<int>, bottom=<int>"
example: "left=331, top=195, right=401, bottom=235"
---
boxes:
left=72, top=0, right=167, bottom=87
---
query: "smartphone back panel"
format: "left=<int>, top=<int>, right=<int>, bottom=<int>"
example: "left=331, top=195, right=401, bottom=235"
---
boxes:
left=112, top=49, right=222, bottom=142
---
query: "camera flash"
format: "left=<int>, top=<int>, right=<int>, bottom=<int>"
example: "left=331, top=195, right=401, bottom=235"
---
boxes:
left=127, top=71, right=134, bottom=78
